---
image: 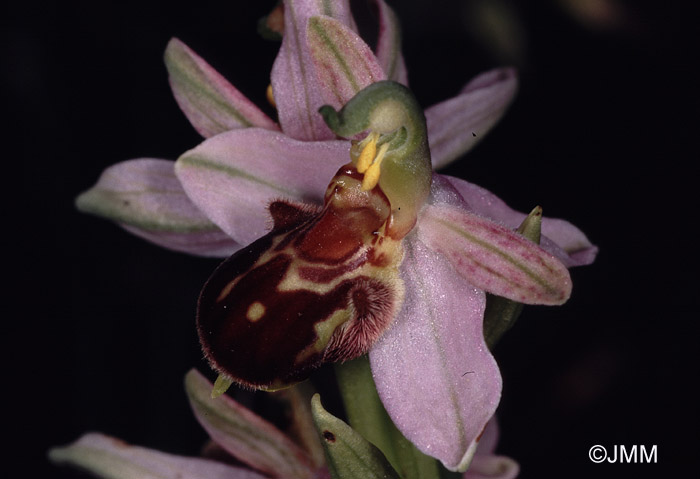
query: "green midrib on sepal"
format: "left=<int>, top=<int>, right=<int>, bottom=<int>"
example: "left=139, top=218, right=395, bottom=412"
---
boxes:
left=185, top=371, right=311, bottom=477
left=165, top=45, right=254, bottom=129
left=433, top=216, right=559, bottom=296
left=75, top=188, right=219, bottom=233
left=484, top=206, right=543, bottom=349
left=188, top=390, right=282, bottom=459
left=320, top=0, right=335, bottom=15
left=177, top=154, right=294, bottom=195
left=49, top=444, right=163, bottom=477
left=284, top=0, right=318, bottom=138
left=308, top=18, right=360, bottom=97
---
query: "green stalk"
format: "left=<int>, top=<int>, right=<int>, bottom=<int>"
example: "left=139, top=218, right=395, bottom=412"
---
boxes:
left=334, top=356, right=441, bottom=479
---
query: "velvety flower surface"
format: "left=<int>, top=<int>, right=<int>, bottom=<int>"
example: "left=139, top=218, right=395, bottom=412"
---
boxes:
left=76, top=0, right=597, bottom=472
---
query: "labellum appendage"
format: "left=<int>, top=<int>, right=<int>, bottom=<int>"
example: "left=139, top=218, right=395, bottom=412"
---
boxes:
left=197, top=166, right=405, bottom=390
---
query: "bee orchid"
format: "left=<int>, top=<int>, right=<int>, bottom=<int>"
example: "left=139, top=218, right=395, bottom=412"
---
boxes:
left=75, top=0, right=597, bottom=472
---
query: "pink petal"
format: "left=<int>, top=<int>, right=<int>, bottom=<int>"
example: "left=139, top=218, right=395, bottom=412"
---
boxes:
left=165, top=38, right=279, bottom=137
left=174, top=128, right=349, bottom=245
left=417, top=202, right=572, bottom=305
left=76, top=158, right=239, bottom=257
left=464, top=455, right=520, bottom=479
left=370, top=237, right=502, bottom=472
left=372, top=0, right=409, bottom=85
left=307, top=16, right=385, bottom=109
left=474, top=418, right=500, bottom=456
left=270, top=0, right=355, bottom=140
left=49, top=432, right=268, bottom=479
left=427, top=68, right=518, bottom=169
left=120, top=225, right=240, bottom=258
left=462, top=419, right=519, bottom=478
left=445, top=175, right=598, bottom=267
left=185, top=370, right=318, bottom=479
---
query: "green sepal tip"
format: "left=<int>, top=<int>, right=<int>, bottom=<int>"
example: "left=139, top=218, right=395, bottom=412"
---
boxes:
left=311, top=393, right=401, bottom=479
left=211, top=374, right=233, bottom=399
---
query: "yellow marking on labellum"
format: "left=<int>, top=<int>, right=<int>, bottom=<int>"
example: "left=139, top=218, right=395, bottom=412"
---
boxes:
left=216, top=235, right=288, bottom=303
left=277, top=266, right=336, bottom=295
left=312, top=308, right=353, bottom=352
left=361, top=142, right=389, bottom=191
left=276, top=243, right=373, bottom=295
left=267, top=214, right=405, bottom=301
left=246, top=301, right=266, bottom=322
left=266, top=84, right=276, bottom=108
left=356, top=132, right=379, bottom=173
left=277, top=257, right=356, bottom=295
left=293, top=308, right=352, bottom=366
left=217, top=279, right=238, bottom=302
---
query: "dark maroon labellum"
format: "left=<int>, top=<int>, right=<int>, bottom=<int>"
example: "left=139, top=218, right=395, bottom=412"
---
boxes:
left=197, top=166, right=405, bottom=390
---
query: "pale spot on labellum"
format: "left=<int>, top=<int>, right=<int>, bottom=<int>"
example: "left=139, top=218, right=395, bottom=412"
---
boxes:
left=246, top=301, right=266, bottom=322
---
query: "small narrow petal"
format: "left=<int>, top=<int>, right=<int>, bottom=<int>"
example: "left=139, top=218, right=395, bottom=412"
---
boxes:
left=165, top=38, right=279, bottom=137
left=271, top=0, right=356, bottom=140
left=372, top=0, right=409, bottom=85
left=426, top=68, right=518, bottom=169
left=417, top=203, right=572, bottom=304
left=76, top=159, right=239, bottom=257
left=307, top=16, right=385, bottom=109
left=175, top=128, right=349, bottom=245
left=370, top=237, right=502, bottom=472
left=310, top=394, right=401, bottom=479
left=49, top=432, right=268, bottom=479
left=445, top=175, right=598, bottom=266
left=185, top=370, right=318, bottom=479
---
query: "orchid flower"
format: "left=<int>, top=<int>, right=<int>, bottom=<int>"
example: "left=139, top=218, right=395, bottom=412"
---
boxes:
left=74, top=0, right=597, bottom=474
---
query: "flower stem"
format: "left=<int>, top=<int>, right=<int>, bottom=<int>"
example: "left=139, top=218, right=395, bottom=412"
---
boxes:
left=334, top=355, right=441, bottom=479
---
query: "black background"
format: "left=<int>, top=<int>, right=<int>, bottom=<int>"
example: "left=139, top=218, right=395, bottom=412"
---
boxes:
left=8, top=1, right=698, bottom=478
